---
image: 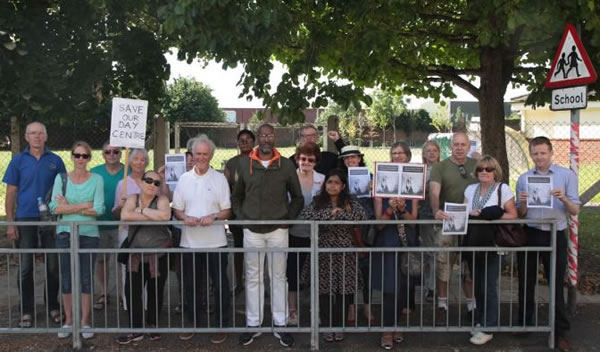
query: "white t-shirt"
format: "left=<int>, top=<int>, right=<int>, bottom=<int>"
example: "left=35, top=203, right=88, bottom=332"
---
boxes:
left=464, top=183, right=514, bottom=213
left=172, top=168, right=231, bottom=248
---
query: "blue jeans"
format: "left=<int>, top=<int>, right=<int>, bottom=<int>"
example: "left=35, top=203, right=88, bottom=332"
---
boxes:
left=16, top=218, right=60, bottom=315
left=472, top=252, right=500, bottom=327
left=55, top=232, right=98, bottom=294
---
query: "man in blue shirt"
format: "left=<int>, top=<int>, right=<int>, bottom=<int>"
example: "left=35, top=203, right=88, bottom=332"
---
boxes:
left=3, top=122, right=67, bottom=327
left=516, top=136, right=580, bottom=352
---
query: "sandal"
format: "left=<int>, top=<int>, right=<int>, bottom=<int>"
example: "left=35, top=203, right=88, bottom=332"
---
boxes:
left=380, top=332, right=393, bottom=350
left=49, top=310, right=64, bottom=324
left=347, top=305, right=356, bottom=325
left=288, top=309, right=298, bottom=325
left=18, top=315, right=33, bottom=328
left=93, top=295, right=109, bottom=311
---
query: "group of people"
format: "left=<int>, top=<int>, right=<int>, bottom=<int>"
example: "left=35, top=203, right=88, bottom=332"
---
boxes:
left=3, top=122, right=578, bottom=351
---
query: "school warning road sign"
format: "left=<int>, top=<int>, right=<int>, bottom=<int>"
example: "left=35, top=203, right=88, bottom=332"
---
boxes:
left=545, top=24, right=597, bottom=89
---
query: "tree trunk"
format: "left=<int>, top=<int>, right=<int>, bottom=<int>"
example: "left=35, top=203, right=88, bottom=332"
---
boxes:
left=479, top=47, right=510, bottom=183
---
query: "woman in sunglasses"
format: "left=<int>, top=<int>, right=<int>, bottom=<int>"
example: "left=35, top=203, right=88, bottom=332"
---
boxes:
left=50, top=141, right=105, bottom=339
left=287, top=142, right=324, bottom=326
left=117, top=170, right=172, bottom=344
left=112, top=148, right=168, bottom=308
left=462, top=155, right=517, bottom=345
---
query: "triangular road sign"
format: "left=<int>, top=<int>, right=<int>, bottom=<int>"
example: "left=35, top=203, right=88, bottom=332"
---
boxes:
left=545, top=24, right=597, bottom=89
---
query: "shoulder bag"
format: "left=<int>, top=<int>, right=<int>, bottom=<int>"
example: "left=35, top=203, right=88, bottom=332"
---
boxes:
left=395, top=212, right=422, bottom=277
left=495, top=184, right=527, bottom=247
left=117, top=194, right=144, bottom=265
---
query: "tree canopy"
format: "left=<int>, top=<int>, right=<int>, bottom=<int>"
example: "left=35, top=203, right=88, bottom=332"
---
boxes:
left=162, top=78, right=225, bottom=123
left=159, top=0, right=600, bottom=180
left=0, top=0, right=170, bottom=130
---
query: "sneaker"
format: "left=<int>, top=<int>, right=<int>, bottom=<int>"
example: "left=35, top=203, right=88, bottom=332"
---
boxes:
left=148, top=332, right=161, bottom=341
left=274, top=330, right=295, bottom=347
left=463, top=309, right=476, bottom=325
left=117, top=333, right=144, bottom=345
left=435, top=307, right=447, bottom=326
left=425, top=290, right=434, bottom=302
left=470, top=331, right=493, bottom=345
left=210, top=333, right=228, bottom=344
left=81, top=325, right=94, bottom=339
left=288, top=309, right=298, bottom=326
left=470, top=323, right=482, bottom=336
left=334, top=332, right=344, bottom=341
left=239, top=331, right=262, bottom=346
left=179, top=333, right=195, bottom=341
left=321, top=332, right=334, bottom=342
left=57, top=324, right=72, bottom=339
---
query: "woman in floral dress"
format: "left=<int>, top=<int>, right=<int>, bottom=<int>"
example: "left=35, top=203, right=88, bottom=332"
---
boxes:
left=301, top=169, right=367, bottom=342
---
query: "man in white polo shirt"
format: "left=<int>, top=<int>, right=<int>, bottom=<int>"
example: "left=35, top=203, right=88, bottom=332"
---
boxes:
left=172, top=134, right=232, bottom=344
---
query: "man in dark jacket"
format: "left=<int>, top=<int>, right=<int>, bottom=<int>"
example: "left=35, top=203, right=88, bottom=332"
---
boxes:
left=232, top=123, right=303, bottom=347
left=289, top=124, right=345, bottom=175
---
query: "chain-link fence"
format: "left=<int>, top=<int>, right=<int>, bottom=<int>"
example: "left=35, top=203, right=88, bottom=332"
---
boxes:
left=1, top=120, right=599, bottom=216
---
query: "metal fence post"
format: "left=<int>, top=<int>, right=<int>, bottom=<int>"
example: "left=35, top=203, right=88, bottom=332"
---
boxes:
left=547, top=221, right=557, bottom=349
left=71, top=222, right=82, bottom=350
left=310, top=221, right=319, bottom=351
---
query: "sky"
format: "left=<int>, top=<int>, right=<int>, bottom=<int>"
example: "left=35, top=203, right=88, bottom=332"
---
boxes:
left=166, top=52, right=530, bottom=110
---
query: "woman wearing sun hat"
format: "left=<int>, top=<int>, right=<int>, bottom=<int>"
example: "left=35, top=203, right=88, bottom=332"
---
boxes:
left=337, top=145, right=376, bottom=326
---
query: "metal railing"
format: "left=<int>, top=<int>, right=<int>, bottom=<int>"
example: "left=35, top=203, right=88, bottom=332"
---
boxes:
left=0, top=219, right=557, bottom=350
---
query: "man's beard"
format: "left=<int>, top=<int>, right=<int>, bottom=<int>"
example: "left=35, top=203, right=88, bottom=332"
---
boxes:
left=259, top=144, right=273, bottom=154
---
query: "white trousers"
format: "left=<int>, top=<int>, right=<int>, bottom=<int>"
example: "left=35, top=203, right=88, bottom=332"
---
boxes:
left=243, top=228, right=289, bottom=326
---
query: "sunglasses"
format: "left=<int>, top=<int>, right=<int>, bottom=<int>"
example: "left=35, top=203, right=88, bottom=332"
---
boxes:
left=458, top=164, right=467, bottom=179
left=299, top=156, right=316, bottom=163
left=142, top=177, right=161, bottom=187
left=104, top=149, right=120, bottom=155
left=476, top=166, right=496, bottom=173
left=72, top=153, right=90, bottom=160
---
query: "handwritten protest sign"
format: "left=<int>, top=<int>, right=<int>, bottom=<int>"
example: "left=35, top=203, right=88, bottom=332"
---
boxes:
left=110, top=97, right=148, bottom=148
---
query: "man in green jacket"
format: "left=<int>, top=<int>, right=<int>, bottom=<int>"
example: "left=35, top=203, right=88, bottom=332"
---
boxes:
left=232, top=123, right=303, bottom=347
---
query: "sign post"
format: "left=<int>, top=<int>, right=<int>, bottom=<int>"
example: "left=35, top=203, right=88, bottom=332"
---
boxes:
left=544, top=24, right=597, bottom=299
left=110, top=97, right=149, bottom=195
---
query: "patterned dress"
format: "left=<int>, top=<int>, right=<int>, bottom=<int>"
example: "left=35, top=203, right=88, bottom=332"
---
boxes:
left=300, top=197, right=367, bottom=295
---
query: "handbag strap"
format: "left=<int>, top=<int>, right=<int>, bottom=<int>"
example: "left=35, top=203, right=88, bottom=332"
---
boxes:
left=394, top=211, right=408, bottom=246
left=497, top=183, right=503, bottom=207
left=127, top=194, right=146, bottom=244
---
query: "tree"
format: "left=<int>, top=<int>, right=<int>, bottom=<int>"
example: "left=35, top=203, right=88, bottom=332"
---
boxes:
left=320, top=102, right=366, bottom=145
left=431, top=102, right=453, bottom=133
left=0, top=0, right=170, bottom=145
left=162, top=78, right=225, bottom=123
left=159, top=1, right=600, bottom=181
left=366, top=89, right=406, bottom=143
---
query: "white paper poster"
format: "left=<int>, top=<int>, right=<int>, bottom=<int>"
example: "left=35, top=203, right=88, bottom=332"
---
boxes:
left=526, top=175, right=553, bottom=208
left=442, top=202, right=468, bottom=235
left=374, top=162, right=427, bottom=199
left=165, top=153, right=187, bottom=186
left=110, top=97, right=148, bottom=148
left=348, top=167, right=371, bottom=198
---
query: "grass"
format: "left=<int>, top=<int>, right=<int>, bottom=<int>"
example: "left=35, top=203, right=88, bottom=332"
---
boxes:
left=579, top=207, right=600, bottom=252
